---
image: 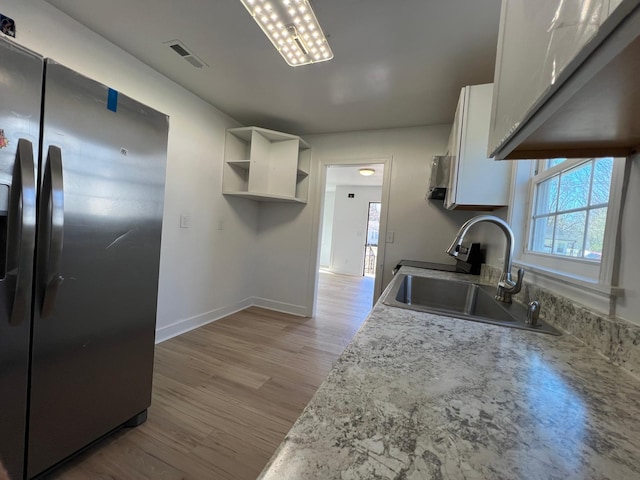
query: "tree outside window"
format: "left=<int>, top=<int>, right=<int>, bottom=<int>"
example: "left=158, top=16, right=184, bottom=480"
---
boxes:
left=530, top=158, right=613, bottom=261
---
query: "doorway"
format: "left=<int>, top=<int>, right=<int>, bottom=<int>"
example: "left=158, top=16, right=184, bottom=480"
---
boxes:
left=316, top=162, right=387, bottom=313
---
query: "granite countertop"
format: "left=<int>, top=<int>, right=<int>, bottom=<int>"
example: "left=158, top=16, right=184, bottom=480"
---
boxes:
left=258, top=267, right=640, bottom=480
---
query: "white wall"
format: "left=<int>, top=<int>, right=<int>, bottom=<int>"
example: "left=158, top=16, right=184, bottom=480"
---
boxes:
left=330, top=186, right=382, bottom=276
left=309, top=127, right=486, bottom=293
left=463, top=208, right=510, bottom=268
left=252, top=203, right=314, bottom=316
left=319, top=190, right=336, bottom=267
left=4, top=0, right=259, bottom=341
left=250, top=126, right=484, bottom=316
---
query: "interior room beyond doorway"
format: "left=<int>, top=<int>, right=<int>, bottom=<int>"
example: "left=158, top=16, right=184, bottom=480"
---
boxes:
left=319, top=163, right=384, bottom=283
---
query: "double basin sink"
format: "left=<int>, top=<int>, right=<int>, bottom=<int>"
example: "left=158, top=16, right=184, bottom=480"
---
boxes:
left=383, top=274, right=560, bottom=335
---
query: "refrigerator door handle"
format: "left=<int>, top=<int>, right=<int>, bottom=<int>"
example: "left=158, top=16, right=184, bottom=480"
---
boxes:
left=39, top=146, right=64, bottom=318
left=6, top=139, right=37, bottom=326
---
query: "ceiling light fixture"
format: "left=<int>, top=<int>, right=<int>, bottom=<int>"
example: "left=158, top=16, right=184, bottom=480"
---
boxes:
left=239, top=0, right=334, bottom=67
left=359, top=168, right=376, bottom=177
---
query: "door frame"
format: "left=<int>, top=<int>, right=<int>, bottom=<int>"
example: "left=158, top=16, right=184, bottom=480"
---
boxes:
left=305, top=156, right=393, bottom=316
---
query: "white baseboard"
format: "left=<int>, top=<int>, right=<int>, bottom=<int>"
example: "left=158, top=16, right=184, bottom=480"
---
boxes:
left=155, top=297, right=309, bottom=344
left=251, top=297, right=309, bottom=317
left=155, top=297, right=253, bottom=344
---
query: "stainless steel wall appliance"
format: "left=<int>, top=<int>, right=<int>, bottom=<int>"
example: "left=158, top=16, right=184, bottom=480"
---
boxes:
left=426, top=155, right=450, bottom=200
left=0, top=37, right=168, bottom=479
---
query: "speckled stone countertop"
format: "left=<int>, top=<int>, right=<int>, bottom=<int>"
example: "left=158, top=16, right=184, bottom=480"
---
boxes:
left=258, top=267, right=640, bottom=480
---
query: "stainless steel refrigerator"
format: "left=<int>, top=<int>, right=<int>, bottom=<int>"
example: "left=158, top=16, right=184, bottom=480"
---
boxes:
left=0, top=37, right=168, bottom=479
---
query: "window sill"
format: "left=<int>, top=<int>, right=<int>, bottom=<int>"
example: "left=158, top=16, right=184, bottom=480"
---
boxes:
left=512, top=259, right=622, bottom=317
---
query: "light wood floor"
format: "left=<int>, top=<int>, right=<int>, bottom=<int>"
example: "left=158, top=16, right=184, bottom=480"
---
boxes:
left=50, top=272, right=373, bottom=480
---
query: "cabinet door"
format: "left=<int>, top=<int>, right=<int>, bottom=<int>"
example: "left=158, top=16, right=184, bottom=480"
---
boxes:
left=488, top=0, right=609, bottom=156
left=446, top=84, right=511, bottom=210
left=456, top=84, right=509, bottom=207
left=444, top=89, right=465, bottom=209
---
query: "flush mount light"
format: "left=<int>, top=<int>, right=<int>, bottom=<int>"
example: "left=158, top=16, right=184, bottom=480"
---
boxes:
left=359, top=168, right=376, bottom=177
left=239, top=0, right=334, bottom=67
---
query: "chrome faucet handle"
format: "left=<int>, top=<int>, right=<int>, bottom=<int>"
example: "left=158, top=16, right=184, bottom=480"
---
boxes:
left=499, top=268, right=524, bottom=292
left=496, top=268, right=524, bottom=303
left=527, top=300, right=541, bottom=326
left=510, top=268, right=524, bottom=294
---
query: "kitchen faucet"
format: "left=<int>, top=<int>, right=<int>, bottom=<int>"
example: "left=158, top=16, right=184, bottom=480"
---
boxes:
left=445, top=215, right=524, bottom=303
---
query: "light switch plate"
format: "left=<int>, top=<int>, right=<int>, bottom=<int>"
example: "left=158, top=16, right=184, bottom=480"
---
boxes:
left=180, top=215, right=190, bottom=228
left=386, top=231, right=394, bottom=243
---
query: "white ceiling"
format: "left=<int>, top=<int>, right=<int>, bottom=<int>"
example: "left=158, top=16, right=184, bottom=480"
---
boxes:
left=45, top=0, right=502, bottom=135
left=325, top=164, right=384, bottom=191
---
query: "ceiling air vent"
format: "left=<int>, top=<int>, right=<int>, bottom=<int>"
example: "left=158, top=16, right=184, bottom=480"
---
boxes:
left=169, top=43, right=190, bottom=57
left=164, top=40, right=208, bottom=69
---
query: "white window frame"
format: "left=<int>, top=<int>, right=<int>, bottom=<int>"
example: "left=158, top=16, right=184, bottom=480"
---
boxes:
left=507, top=157, right=627, bottom=316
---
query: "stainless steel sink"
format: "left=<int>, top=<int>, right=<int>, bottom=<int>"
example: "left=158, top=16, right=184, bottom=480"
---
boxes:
left=383, top=274, right=560, bottom=335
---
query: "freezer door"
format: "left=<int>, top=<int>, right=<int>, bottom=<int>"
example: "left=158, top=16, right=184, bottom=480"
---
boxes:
left=27, top=60, right=168, bottom=477
left=0, top=38, right=43, bottom=480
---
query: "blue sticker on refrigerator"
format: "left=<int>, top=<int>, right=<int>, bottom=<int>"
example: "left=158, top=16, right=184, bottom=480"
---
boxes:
left=107, top=88, right=118, bottom=112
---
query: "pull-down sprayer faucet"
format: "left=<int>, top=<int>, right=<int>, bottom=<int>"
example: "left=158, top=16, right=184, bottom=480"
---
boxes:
left=446, top=215, right=524, bottom=303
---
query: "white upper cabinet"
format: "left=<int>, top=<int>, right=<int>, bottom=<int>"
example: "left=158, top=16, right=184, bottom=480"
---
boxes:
left=223, top=127, right=310, bottom=203
left=445, top=83, right=512, bottom=210
left=488, top=0, right=640, bottom=159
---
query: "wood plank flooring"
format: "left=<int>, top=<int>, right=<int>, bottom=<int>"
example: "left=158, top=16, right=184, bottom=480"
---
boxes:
left=50, top=272, right=373, bottom=480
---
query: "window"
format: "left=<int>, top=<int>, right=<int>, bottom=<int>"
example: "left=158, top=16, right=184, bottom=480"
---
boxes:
left=509, top=155, right=626, bottom=306
left=529, top=157, right=613, bottom=262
